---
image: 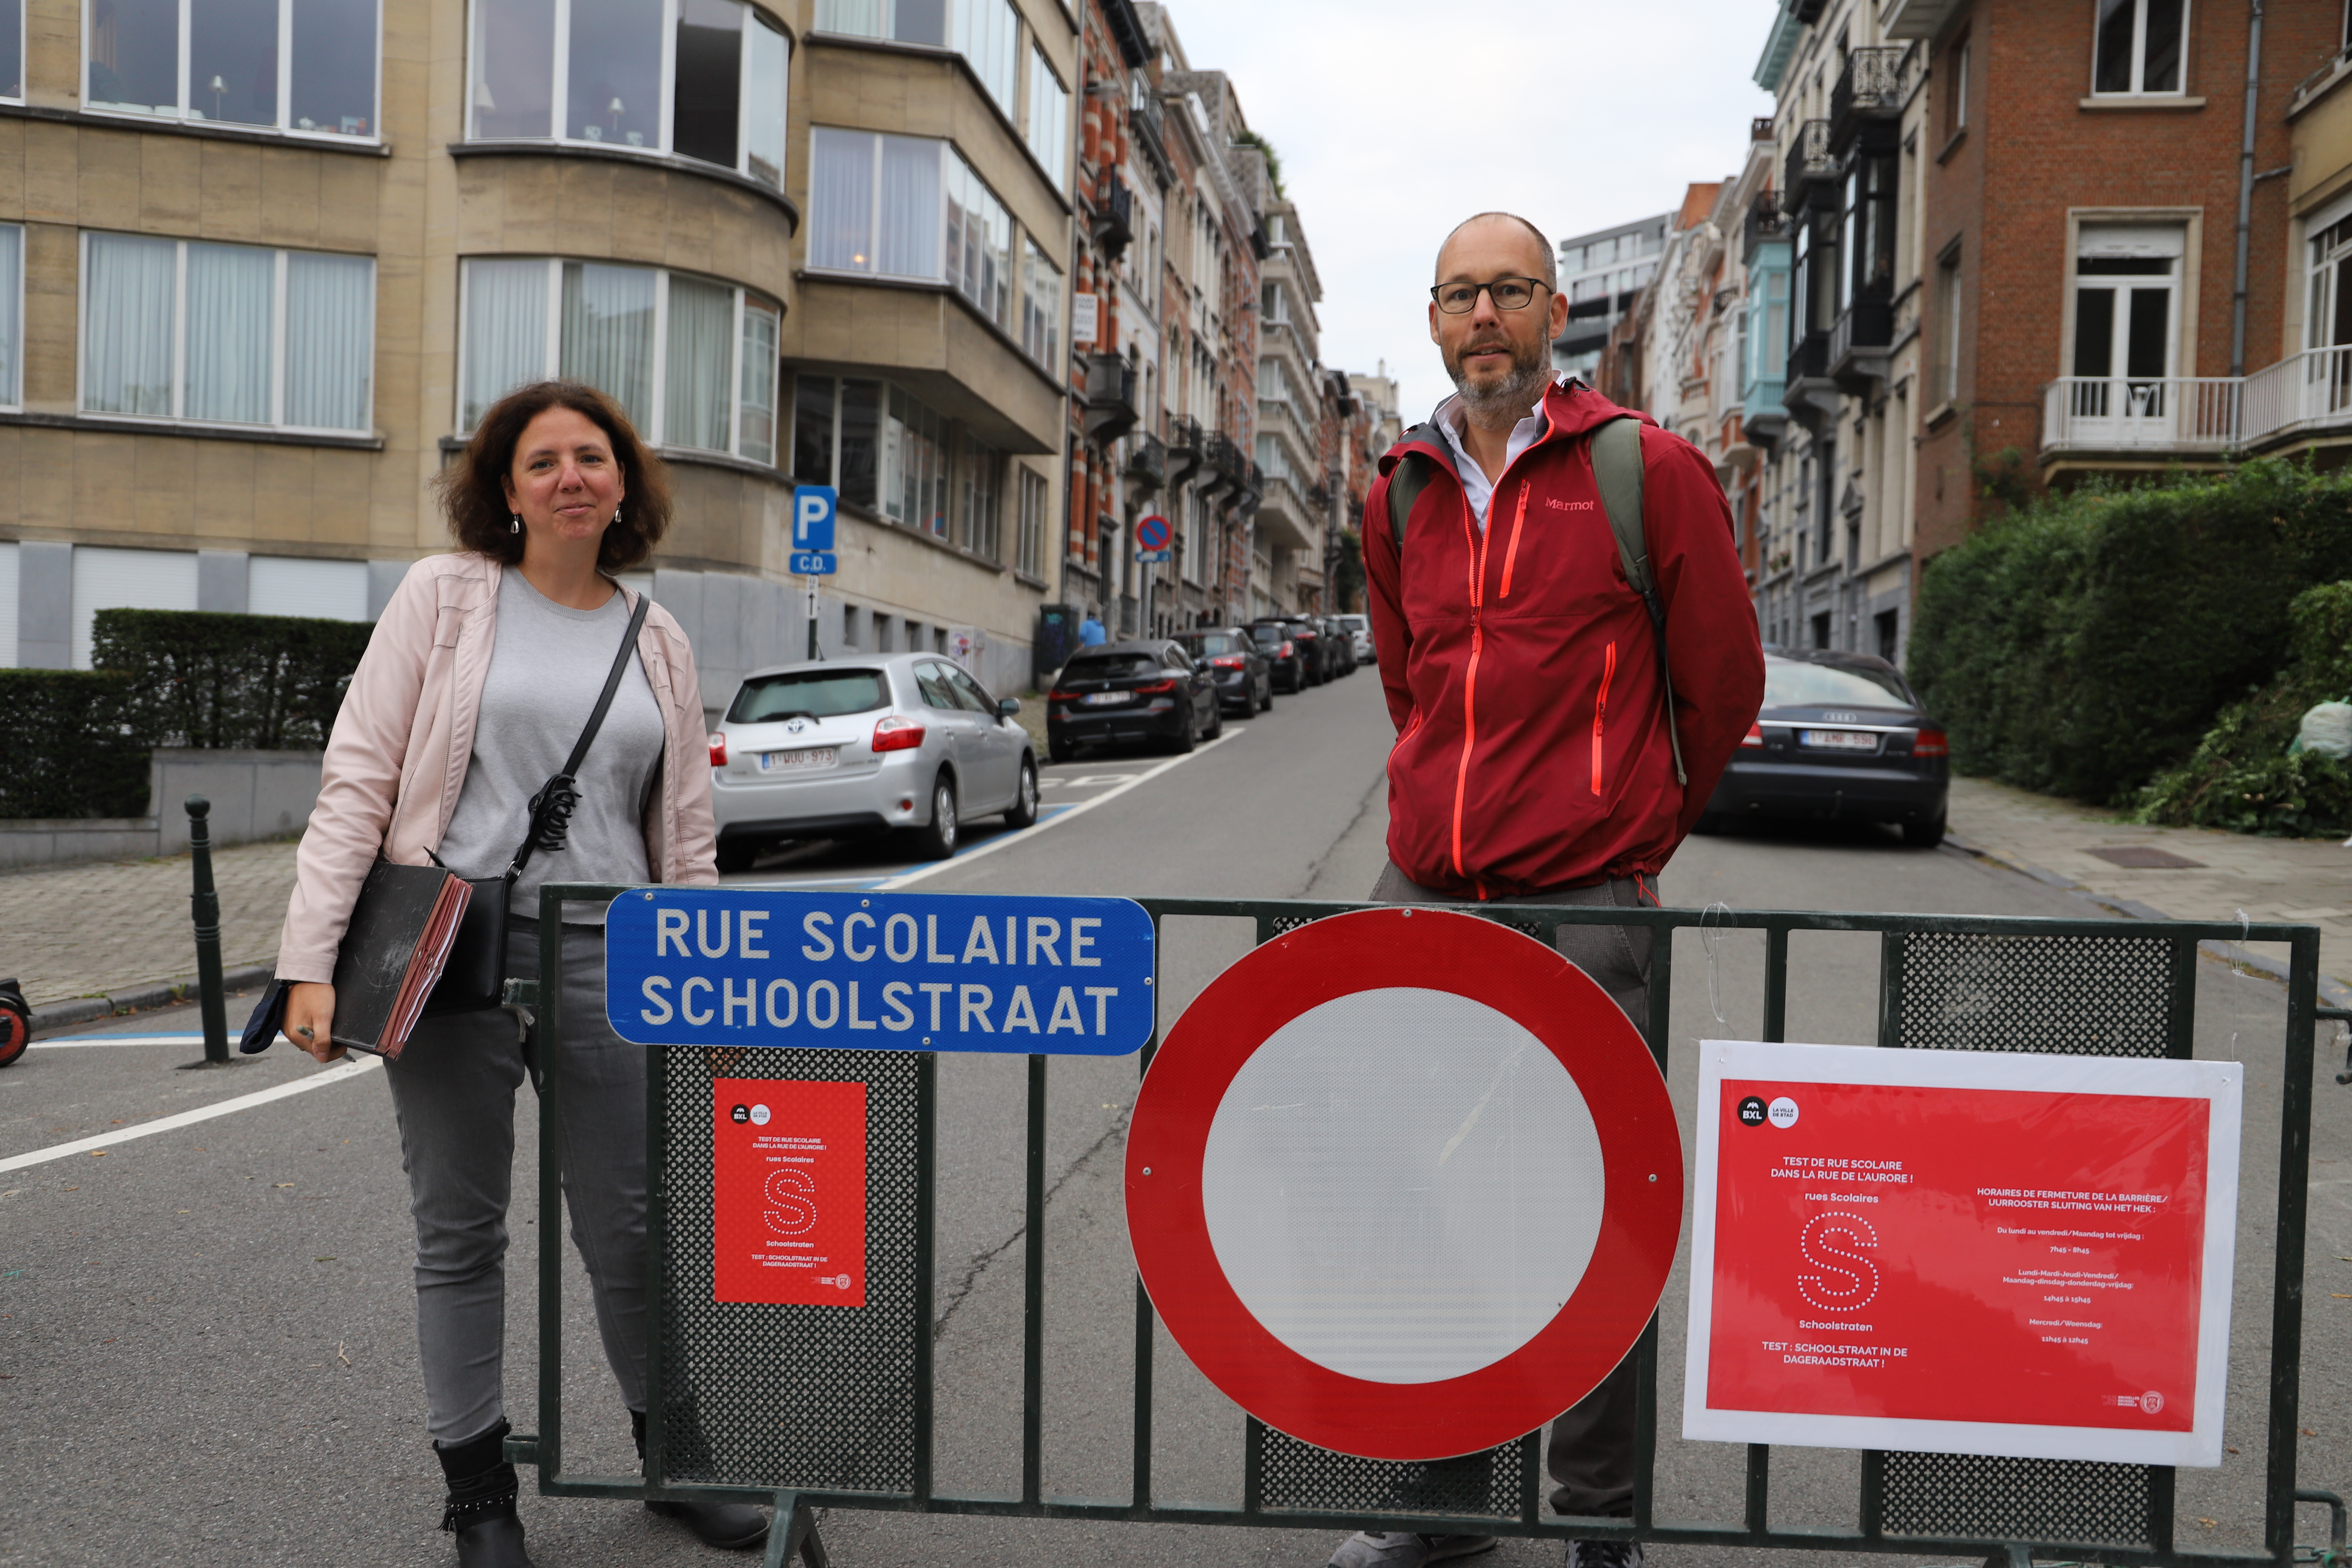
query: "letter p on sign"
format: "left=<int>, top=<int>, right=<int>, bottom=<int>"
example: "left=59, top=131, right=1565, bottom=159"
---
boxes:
left=794, top=485, right=838, bottom=551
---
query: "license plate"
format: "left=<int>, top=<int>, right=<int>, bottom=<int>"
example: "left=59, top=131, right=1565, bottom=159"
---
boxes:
left=758, top=746, right=837, bottom=772
left=1798, top=729, right=1878, bottom=752
left=1082, top=692, right=1130, bottom=706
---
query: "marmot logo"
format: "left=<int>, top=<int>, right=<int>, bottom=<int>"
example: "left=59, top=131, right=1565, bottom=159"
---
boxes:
left=1545, top=497, right=1597, bottom=511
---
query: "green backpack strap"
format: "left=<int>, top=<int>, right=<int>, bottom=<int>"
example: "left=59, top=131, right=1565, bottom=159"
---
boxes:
left=1591, top=416, right=1687, bottom=786
left=1386, top=424, right=1443, bottom=549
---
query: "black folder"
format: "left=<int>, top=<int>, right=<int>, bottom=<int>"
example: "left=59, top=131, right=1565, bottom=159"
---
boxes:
left=326, top=862, right=472, bottom=1058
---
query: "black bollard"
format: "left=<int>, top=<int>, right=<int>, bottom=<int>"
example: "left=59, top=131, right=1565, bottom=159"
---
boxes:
left=186, top=795, right=231, bottom=1066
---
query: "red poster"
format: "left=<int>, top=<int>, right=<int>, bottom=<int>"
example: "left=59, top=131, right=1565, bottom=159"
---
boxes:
left=1685, top=1041, right=2240, bottom=1467
left=712, top=1078, right=867, bottom=1307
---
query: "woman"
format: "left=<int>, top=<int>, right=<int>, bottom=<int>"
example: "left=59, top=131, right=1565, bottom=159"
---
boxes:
left=272, top=382, right=763, bottom=1566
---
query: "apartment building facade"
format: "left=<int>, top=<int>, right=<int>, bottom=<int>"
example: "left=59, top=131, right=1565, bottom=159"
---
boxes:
left=1550, top=213, right=1669, bottom=386
left=1251, top=194, right=1326, bottom=616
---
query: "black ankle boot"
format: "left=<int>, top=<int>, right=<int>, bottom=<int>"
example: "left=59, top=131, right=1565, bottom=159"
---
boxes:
left=435, top=1418, right=534, bottom=1567
left=632, top=1408, right=771, bottom=1550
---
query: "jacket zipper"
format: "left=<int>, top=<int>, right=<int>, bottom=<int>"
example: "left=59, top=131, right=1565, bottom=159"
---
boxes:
left=1450, top=490, right=1491, bottom=893
left=1591, top=640, right=1617, bottom=796
left=1498, top=482, right=1531, bottom=600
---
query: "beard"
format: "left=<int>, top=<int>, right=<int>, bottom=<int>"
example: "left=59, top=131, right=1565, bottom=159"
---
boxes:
left=1449, top=333, right=1553, bottom=423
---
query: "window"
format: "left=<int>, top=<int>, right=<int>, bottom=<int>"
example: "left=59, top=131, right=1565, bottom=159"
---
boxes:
left=1016, top=465, right=1047, bottom=577
left=946, top=153, right=1013, bottom=328
left=467, top=0, right=790, bottom=188
left=1026, top=45, right=1067, bottom=190
left=815, top=0, right=1021, bottom=113
left=1839, top=152, right=1897, bottom=314
left=1943, top=32, right=1968, bottom=135
left=86, top=0, right=378, bottom=137
left=0, top=224, right=19, bottom=408
left=1932, top=246, right=1962, bottom=406
left=80, top=233, right=373, bottom=432
left=957, top=430, right=1001, bottom=558
left=796, top=374, right=1010, bottom=543
left=2, top=0, right=21, bottom=100
left=2071, top=225, right=2181, bottom=395
left=2093, top=0, right=2185, bottom=96
left=809, top=129, right=1018, bottom=338
left=1020, top=237, right=1061, bottom=367
left=2306, top=207, right=2352, bottom=353
left=457, top=256, right=781, bottom=459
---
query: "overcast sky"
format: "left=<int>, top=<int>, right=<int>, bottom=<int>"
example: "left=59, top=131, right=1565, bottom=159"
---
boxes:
left=1158, top=0, right=1779, bottom=421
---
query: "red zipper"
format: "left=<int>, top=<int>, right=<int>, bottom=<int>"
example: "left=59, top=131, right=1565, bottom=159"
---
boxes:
left=1591, top=640, right=1617, bottom=796
left=1450, top=490, right=1491, bottom=891
left=1498, top=482, right=1530, bottom=599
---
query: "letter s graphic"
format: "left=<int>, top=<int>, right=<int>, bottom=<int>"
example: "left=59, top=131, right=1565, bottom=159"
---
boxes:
left=763, top=1168, right=817, bottom=1237
left=1797, top=1212, right=1880, bottom=1312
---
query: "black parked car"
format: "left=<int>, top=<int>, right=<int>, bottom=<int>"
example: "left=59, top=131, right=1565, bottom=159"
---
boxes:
left=1698, top=648, right=1949, bottom=846
left=1174, top=628, right=1273, bottom=715
left=1046, top=640, right=1222, bottom=761
left=1247, top=623, right=1308, bottom=694
left=1255, top=616, right=1328, bottom=686
left=1317, top=616, right=1357, bottom=677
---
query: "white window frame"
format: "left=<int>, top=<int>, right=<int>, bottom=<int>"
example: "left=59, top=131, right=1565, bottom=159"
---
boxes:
left=454, top=254, right=782, bottom=462
left=463, top=0, right=791, bottom=189
left=2090, top=0, right=2189, bottom=98
left=809, top=128, right=1037, bottom=341
left=0, top=221, right=22, bottom=409
left=76, top=231, right=377, bottom=435
left=81, top=0, right=384, bottom=143
left=1024, top=42, right=1067, bottom=192
left=814, top=0, right=1021, bottom=117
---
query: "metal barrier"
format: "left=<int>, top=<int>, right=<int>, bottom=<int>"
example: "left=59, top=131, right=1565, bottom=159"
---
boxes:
left=508, top=886, right=2341, bottom=1568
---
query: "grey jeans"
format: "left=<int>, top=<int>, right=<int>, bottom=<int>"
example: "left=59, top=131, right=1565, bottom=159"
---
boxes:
left=384, top=918, right=646, bottom=1446
left=1368, top=862, right=1652, bottom=1520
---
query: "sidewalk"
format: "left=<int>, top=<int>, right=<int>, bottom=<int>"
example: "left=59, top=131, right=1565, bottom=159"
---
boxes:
left=1945, top=774, right=2352, bottom=997
left=0, top=839, right=297, bottom=1027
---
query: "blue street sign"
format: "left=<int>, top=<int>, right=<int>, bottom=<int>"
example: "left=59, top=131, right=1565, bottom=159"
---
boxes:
left=792, top=485, right=837, bottom=552
left=1135, top=513, right=1171, bottom=552
left=790, top=551, right=838, bottom=575
left=1136, top=549, right=1170, bottom=563
left=606, top=888, right=1156, bottom=1055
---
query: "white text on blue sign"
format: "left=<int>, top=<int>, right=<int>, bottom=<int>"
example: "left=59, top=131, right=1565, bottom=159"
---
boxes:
left=605, top=889, right=1155, bottom=1055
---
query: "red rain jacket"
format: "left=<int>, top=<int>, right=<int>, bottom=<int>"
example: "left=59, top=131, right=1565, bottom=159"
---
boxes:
left=1364, top=379, right=1764, bottom=900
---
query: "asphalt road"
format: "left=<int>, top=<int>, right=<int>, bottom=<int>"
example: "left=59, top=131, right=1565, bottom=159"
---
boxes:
left=2, top=666, right=2344, bottom=1568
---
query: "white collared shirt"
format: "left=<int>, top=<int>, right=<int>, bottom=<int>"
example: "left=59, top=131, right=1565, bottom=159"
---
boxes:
left=1433, top=377, right=1560, bottom=530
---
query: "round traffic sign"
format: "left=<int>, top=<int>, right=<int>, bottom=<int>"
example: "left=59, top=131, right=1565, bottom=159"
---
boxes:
left=1135, top=514, right=1171, bottom=552
left=1125, top=907, right=1682, bottom=1461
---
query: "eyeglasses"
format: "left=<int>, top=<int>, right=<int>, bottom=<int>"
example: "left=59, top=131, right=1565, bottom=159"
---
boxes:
left=1429, top=276, right=1551, bottom=314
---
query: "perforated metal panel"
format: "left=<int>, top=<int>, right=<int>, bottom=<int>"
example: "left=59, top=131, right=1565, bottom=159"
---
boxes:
left=1256, top=1425, right=1523, bottom=1520
left=1879, top=1453, right=2150, bottom=1544
left=655, top=1045, right=923, bottom=1494
left=1888, top=932, right=2177, bottom=1057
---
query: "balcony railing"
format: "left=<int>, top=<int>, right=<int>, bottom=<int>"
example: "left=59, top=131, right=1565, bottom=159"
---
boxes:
left=1124, top=431, right=1167, bottom=488
left=1082, top=352, right=1139, bottom=445
left=1830, top=46, right=1910, bottom=148
left=1091, top=172, right=1134, bottom=261
left=1828, top=299, right=1893, bottom=382
left=2241, top=346, right=2352, bottom=445
left=1750, top=115, right=1776, bottom=143
left=1783, top=119, right=1834, bottom=205
left=2040, top=377, right=2242, bottom=454
left=1742, top=190, right=1790, bottom=263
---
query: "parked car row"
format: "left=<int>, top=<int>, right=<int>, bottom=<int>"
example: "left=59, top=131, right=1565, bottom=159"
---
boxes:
left=701, top=613, right=1374, bottom=871
left=1048, top=612, right=1370, bottom=762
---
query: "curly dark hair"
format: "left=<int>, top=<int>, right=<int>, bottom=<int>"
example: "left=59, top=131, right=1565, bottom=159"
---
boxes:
left=437, top=380, right=673, bottom=571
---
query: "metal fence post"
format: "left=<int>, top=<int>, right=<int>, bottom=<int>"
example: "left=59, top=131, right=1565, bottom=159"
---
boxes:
left=184, top=795, right=230, bottom=1067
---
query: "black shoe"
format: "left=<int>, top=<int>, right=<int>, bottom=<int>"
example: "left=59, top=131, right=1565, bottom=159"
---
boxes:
left=633, top=1409, right=771, bottom=1551
left=435, top=1418, right=535, bottom=1567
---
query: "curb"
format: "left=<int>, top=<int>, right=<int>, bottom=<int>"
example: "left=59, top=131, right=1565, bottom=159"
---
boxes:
left=1942, top=829, right=2352, bottom=1010
left=29, top=963, right=276, bottom=1037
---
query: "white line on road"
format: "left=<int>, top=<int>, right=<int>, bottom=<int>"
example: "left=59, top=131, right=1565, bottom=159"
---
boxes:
left=31, top=1034, right=208, bottom=1048
left=874, top=727, right=1245, bottom=892
left=0, top=1055, right=383, bottom=1173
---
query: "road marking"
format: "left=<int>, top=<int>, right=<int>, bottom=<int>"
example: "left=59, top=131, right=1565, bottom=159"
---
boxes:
left=876, top=728, right=1245, bottom=891
left=729, top=799, right=1090, bottom=891
left=0, top=1055, right=383, bottom=1173
left=1040, top=773, right=1141, bottom=789
left=31, top=1033, right=209, bottom=1048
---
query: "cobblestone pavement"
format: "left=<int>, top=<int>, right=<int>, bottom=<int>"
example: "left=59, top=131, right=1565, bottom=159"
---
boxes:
left=1946, top=773, right=2352, bottom=991
left=0, top=839, right=298, bottom=1008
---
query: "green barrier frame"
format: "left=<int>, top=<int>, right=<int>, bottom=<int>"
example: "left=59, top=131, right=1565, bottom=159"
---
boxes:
left=507, top=886, right=2343, bottom=1568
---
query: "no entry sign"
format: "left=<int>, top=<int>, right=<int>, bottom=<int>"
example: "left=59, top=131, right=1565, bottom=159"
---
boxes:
left=1683, top=1039, right=2241, bottom=1467
left=1125, top=907, right=1682, bottom=1461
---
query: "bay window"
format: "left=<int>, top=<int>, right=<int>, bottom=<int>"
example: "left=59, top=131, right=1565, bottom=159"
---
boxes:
left=86, top=0, right=379, bottom=137
left=1025, top=44, right=1067, bottom=189
left=80, top=232, right=375, bottom=432
left=793, top=374, right=1007, bottom=553
left=815, top=0, right=1021, bottom=117
left=467, top=0, right=791, bottom=189
left=0, top=224, right=19, bottom=408
left=2093, top=0, right=2185, bottom=96
left=1020, top=237, right=1061, bottom=367
left=808, top=129, right=1023, bottom=340
left=458, top=256, right=782, bottom=463
left=1838, top=152, right=1897, bottom=315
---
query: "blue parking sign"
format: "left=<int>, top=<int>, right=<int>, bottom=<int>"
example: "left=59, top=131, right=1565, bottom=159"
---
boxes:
left=790, top=551, right=837, bottom=575
left=793, top=485, right=837, bottom=552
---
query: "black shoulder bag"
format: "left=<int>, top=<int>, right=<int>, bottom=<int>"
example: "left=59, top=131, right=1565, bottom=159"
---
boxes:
left=421, top=593, right=653, bottom=1016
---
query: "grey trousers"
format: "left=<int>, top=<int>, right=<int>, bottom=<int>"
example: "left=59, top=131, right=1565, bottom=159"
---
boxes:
left=384, top=918, right=647, bottom=1446
left=1368, top=862, right=1651, bottom=1520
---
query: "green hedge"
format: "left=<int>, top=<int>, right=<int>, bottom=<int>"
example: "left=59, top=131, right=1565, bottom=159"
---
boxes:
left=2135, top=581, right=2352, bottom=836
left=91, top=608, right=372, bottom=750
left=0, top=671, right=150, bottom=818
left=1907, top=460, right=2352, bottom=804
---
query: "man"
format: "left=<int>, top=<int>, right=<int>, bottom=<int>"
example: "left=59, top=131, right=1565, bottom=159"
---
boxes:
left=1328, top=214, right=1762, bottom=1568
left=1078, top=606, right=1108, bottom=647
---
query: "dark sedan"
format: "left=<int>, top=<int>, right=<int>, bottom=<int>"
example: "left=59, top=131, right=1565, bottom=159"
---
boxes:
left=1255, top=616, right=1328, bottom=686
left=1174, top=628, right=1273, bottom=715
left=1046, top=640, right=1222, bottom=761
left=1698, top=648, right=1949, bottom=846
left=1247, top=622, right=1308, bottom=694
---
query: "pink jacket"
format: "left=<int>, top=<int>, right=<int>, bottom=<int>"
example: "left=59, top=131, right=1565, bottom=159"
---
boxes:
left=274, top=552, right=720, bottom=984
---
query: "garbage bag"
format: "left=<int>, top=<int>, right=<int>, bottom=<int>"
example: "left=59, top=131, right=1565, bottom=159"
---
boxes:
left=2294, top=700, right=2352, bottom=759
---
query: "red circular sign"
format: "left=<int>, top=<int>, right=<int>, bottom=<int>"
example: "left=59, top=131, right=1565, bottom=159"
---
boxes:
left=1135, top=514, right=1171, bottom=551
left=1125, top=907, right=1683, bottom=1461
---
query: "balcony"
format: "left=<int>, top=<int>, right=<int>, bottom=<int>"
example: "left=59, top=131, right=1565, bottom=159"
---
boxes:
left=1082, top=353, right=1139, bottom=444
left=1742, top=190, right=1790, bottom=265
left=1124, top=431, right=1167, bottom=490
left=1829, top=46, right=1911, bottom=151
left=1828, top=297, right=1894, bottom=390
left=1090, top=173, right=1134, bottom=262
left=1253, top=470, right=1318, bottom=554
left=1783, top=119, right=1835, bottom=207
left=2241, top=347, right=2352, bottom=447
left=2040, top=377, right=2242, bottom=457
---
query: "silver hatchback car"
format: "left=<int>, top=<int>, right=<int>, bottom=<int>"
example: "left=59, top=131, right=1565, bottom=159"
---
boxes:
left=708, top=653, right=1040, bottom=871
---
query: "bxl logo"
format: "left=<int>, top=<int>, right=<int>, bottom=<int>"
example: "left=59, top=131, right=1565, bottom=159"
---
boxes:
left=793, top=485, right=838, bottom=551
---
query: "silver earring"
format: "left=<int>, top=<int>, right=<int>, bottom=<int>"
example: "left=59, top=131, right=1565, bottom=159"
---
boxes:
left=614, top=506, right=624, bottom=525
left=510, top=514, right=520, bottom=534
